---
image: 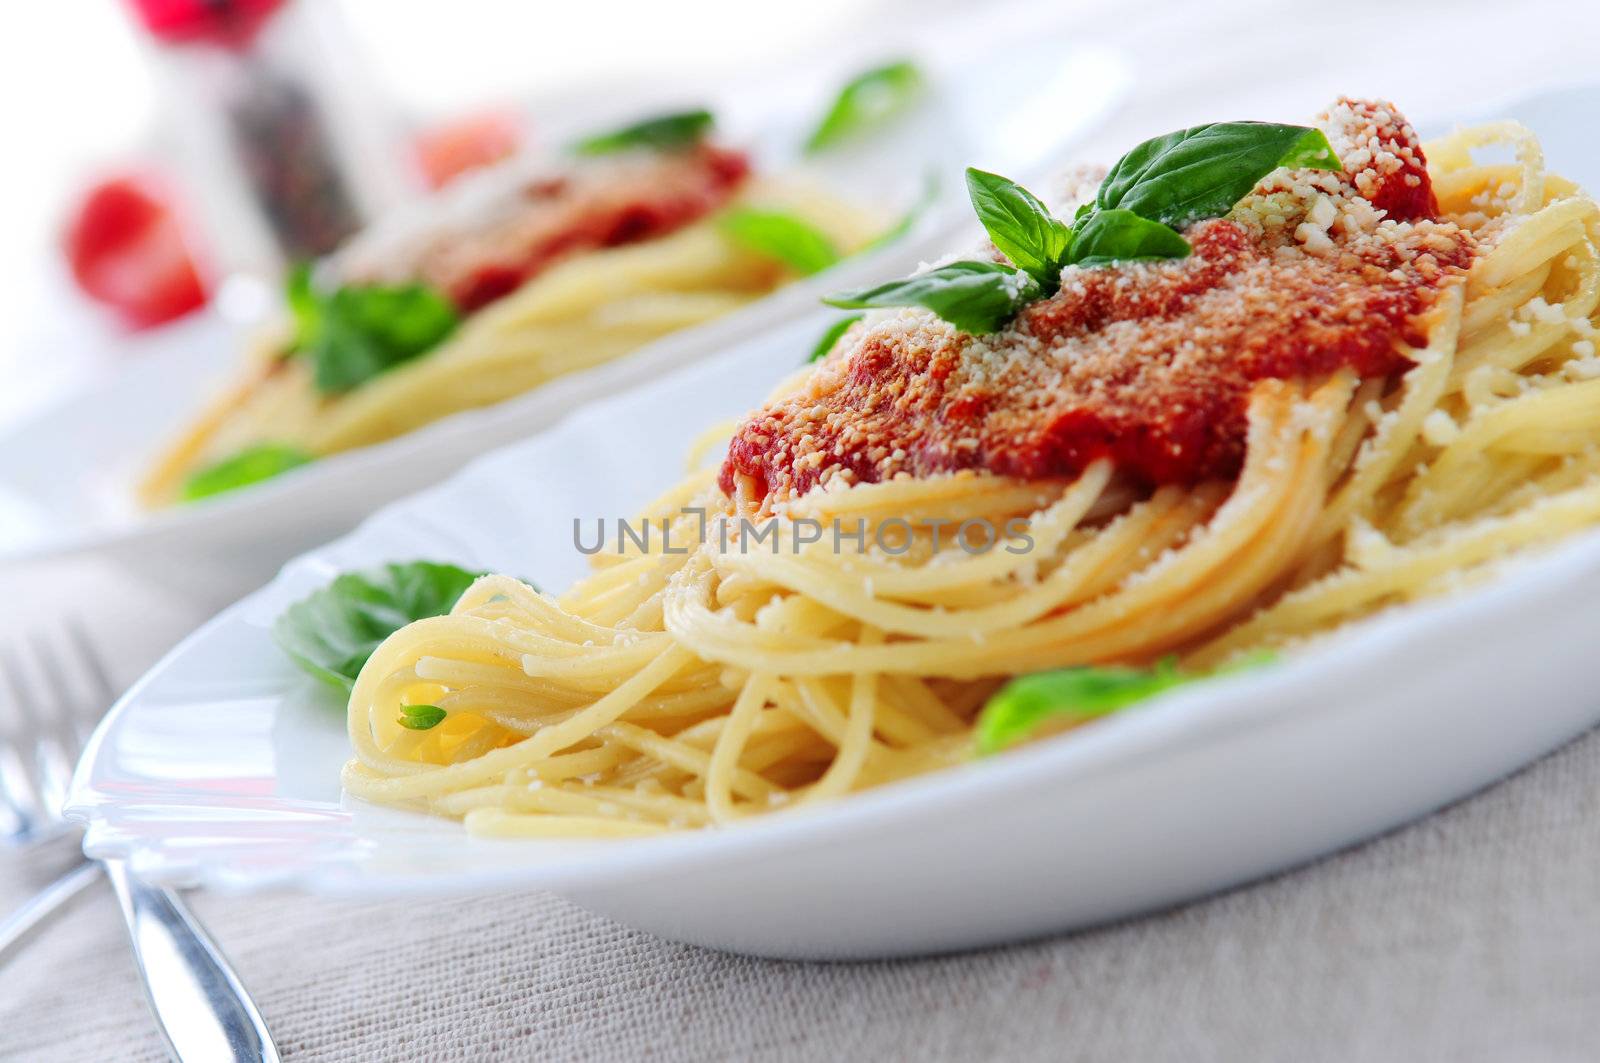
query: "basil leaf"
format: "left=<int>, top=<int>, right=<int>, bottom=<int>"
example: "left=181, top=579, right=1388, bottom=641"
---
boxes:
left=1096, top=122, right=1342, bottom=229
left=805, top=60, right=924, bottom=154
left=289, top=272, right=459, bottom=396
left=965, top=168, right=1074, bottom=290
left=573, top=109, right=714, bottom=155
left=720, top=208, right=841, bottom=276
left=977, top=653, right=1277, bottom=753
left=273, top=561, right=487, bottom=691
left=399, top=704, right=447, bottom=730
left=808, top=314, right=864, bottom=364
left=976, top=661, right=1186, bottom=754
left=180, top=443, right=314, bottom=502
left=1068, top=208, right=1191, bottom=267
left=824, top=261, right=1041, bottom=335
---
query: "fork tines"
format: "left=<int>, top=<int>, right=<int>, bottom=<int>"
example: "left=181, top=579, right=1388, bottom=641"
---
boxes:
left=0, top=620, right=116, bottom=847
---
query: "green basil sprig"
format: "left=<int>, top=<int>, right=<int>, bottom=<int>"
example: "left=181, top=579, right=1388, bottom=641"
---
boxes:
left=808, top=314, right=864, bottom=364
left=975, top=652, right=1275, bottom=754
left=1097, top=122, right=1342, bottom=228
left=573, top=109, right=714, bottom=155
left=273, top=561, right=487, bottom=691
left=720, top=208, right=841, bottom=276
left=822, top=121, right=1340, bottom=335
left=181, top=443, right=314, bottom=502
left=805, top=60, right=924, bottom=154
left=962, top=163, right=1207, bottom=281
left=823, top=168, right=1190, bottom=333
left=287, top=266, right=459, bottom=396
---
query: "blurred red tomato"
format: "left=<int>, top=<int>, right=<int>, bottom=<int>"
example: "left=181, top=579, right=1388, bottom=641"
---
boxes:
left=63, top=174, right=209, bottom=330
left=414, top=111, right=525, bottom=190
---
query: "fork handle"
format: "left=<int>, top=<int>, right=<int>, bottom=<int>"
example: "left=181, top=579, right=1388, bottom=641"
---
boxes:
left=0, top=860, right=103, bottom=961
left=104, top=859, right=280, bottom=1063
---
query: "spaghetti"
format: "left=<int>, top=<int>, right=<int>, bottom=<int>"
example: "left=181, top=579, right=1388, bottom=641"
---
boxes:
left=344, top=100, right=1600, bottom=838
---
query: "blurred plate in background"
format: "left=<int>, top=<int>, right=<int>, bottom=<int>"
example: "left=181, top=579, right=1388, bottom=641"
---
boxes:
left=0, top=39, right=1127, bottom=607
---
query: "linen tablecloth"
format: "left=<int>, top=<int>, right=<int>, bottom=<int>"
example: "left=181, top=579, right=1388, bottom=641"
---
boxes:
left=3, top=567, right=1598, bottom=1061
left=6, top=0, right=1600, bottom=1056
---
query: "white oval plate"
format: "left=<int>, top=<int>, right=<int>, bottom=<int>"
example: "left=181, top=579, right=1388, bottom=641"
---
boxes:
left=0, top=40, right=1128, bottom=609
left=65, top=84, right=1600, bottom=961
left=62, top=317, right=1600, bottom=960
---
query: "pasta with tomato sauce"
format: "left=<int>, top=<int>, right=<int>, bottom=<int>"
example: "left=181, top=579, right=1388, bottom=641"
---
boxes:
left=140, top=119, right=884, bottom=507
left=338, top=98, right=1600, bottom=838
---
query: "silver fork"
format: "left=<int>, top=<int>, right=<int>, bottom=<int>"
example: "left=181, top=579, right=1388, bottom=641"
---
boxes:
left=0, top=621, right=280, bottom=1062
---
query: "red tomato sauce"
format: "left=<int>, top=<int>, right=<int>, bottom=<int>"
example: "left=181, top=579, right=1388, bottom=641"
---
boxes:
left=362, top=144, right=750, bottom=313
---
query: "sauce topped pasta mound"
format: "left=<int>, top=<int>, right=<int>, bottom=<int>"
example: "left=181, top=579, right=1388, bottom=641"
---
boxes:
left=720, top=99, right=1478, bottom=503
